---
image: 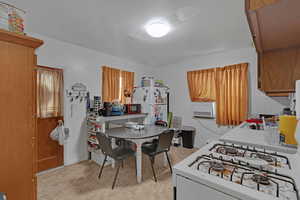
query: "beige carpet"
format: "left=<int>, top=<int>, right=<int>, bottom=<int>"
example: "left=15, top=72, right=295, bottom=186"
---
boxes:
left=38, top=147, right=197, bottom=200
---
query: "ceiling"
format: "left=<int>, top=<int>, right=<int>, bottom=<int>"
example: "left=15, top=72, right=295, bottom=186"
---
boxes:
left=10, top=0, right=252, bottom=67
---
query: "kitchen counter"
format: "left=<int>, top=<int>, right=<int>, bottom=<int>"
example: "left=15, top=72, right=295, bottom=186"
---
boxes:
left=220, top=122, right=297, bottom=154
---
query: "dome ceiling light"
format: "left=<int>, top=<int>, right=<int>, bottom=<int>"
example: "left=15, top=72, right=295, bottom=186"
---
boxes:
left=144, top=19, right=171, bottom=38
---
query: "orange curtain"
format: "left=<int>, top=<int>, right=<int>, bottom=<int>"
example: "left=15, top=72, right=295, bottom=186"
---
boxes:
left=102, top=66, right=121, bottom=102
left=121, top=70, right=134, bottom=104
left=187, top=68, right=216, bottom=102
left=37, top=67, right=64, bottom=118
left=216, top=63, right=249, bottom=125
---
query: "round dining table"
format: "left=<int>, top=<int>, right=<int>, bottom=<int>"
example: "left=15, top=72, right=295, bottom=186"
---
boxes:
left=106, top=125, right=169, bottom=183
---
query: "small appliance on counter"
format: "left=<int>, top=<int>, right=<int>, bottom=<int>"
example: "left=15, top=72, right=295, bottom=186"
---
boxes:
left=102, top=102, right=112, bottom=116
left=111, top=102, right=124, bottom=116
left=124, top=104, right=141, bottom=114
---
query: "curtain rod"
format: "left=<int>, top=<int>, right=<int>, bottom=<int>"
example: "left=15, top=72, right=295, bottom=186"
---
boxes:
left=0, top=1, right=26, bottom=13
left=37, top=66, right=64, bottom=72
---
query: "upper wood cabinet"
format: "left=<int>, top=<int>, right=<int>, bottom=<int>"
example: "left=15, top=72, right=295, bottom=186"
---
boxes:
left=259, top=47, right=300, bottom=95
left=246, top=0, right=300, bottom=96
left=0, top=29, right=43, bottom=200
left=246, top=0, right=300, bottom=52
left=249, top=0, right=279, bottom=10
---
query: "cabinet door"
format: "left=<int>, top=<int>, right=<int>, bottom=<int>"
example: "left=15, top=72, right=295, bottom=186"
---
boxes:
left=292, top=48, right=300, bottom=86
left=261, top=48, right=297, bottom=92
left=248, top=0, right=279, bottom=10
left=0, top=41, right=36, bottom=200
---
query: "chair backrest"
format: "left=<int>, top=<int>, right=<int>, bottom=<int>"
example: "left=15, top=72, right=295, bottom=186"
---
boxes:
left=158, top=130, right=174, bottom=151
left=96, top=133, right=113, bottom=156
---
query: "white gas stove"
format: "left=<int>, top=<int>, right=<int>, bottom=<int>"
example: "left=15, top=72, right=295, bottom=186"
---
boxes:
left=173, top=141, right=300, bottom=200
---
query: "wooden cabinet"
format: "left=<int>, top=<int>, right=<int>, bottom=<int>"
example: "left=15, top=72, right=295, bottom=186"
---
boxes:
left=259, top=47, right=300, bottom=95
left=0, top=29, right=43, bottom=200
left=246, top=0, right=300, bottom=96
left=249, top=0, right=279, bottom=10
left=246, top=0, right=300, bottom=52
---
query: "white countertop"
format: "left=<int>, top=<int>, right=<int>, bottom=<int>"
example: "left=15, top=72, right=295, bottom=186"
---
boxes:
left=220, top=123, right=297, bottom=154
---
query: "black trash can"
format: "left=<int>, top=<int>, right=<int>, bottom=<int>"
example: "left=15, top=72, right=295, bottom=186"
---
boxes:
left=181, top=126, right=196, bottom=149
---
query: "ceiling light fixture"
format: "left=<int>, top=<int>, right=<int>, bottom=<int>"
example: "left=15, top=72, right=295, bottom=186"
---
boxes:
left=145, top=19, right=171, bottom=38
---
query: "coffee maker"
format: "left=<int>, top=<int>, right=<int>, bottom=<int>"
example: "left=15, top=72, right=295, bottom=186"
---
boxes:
left=102, top=102, right=112, bottom=116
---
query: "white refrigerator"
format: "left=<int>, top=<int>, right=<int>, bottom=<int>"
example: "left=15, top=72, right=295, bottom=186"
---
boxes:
left=132, top=86, right=169, bottom=124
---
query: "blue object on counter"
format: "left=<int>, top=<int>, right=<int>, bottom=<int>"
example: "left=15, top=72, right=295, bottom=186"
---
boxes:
left=0, top=192, right=7, bottom=200
left=111, top=111, right=123, bottom=116
left=111, top=104, right=124, bottom=115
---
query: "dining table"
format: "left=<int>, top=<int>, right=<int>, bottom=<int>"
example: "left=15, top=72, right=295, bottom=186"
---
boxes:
left=106, top=125, right=169, bottom=183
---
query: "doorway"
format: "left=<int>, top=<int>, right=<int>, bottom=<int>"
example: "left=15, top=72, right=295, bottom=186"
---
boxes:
left=36, top=66, right=64, bottom=172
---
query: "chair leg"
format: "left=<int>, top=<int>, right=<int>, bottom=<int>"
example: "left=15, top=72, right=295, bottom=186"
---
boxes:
left=149, top=156, right=157, bottom=182
left=98, top=155, right=107, bottom=179
left=112, top=163, right=121, bottom=189
left=165, top=152, right=173, bottom=174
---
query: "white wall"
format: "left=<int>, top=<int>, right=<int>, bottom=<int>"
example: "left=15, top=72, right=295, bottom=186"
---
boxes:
left=155, top=47, right=287, bottom=148
left=33, top=33, right=154, bottom=165
left=32, top=32, right=288, bottom=163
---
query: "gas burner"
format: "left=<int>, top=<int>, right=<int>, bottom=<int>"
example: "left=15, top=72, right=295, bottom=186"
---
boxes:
left=216, top=147, right=239, bottom=156
left=209, top=161, right=225, bottom=172
left=252, top=153, right=274, bottom=162
left=209, top=143, right=291, bottom=169
left=251, top=173, right=270, bottom=185
left=189, top=154, right=299, bottom=200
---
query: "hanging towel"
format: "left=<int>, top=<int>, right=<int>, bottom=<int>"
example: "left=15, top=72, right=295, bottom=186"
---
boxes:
left=50, top=121, right=69, bottom=146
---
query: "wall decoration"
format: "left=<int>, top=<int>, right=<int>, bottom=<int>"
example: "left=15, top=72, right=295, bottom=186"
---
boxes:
left=66, top=83, right=89, bottom=117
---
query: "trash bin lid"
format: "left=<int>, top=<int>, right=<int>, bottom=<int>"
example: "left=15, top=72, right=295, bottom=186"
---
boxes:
left=182, top=126, right=196, bottom=132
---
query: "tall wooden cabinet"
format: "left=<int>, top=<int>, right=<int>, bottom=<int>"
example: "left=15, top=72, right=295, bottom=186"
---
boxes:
left=0, top=29, right=43, bottom=200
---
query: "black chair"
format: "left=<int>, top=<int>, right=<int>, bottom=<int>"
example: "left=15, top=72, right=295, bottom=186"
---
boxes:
left=142, top=130, right=174, bottom=182
left=96, top=133, right=136, bottom=189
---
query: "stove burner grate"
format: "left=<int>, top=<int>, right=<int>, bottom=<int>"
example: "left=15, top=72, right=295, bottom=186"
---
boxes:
left=251, top=173, right=270, bottom=185
left=209, top=143, right=290, bottom=169
left=252, top=153, right=274, bottom=163
left=189, top=154, right=299, bottom=200
left=209, top=161, right=225, bottom=172
left=216, top=147, right=239, bottom=156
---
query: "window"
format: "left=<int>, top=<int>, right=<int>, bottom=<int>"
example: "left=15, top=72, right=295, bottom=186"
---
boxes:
left=187, top=63, right=249, bottom=125
left=102, top=66, right=134, bottom=103
left=187, top=68, right=216, bottom=102
left=37, top=66, right=64, bottom=118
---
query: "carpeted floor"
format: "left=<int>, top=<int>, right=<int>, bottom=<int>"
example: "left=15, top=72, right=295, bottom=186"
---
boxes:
left=37, top=147, right=197, bottom=200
